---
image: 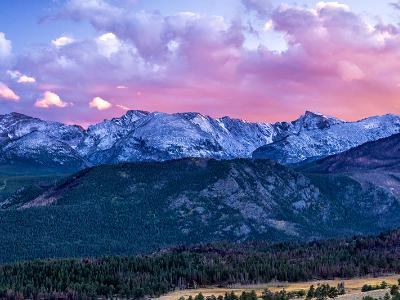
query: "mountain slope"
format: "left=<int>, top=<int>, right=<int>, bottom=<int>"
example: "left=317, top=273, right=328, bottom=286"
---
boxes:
left=302, top=133, right=400, bottom=173
left=0, top=112, right=86, bottom=172
left=1, top=158, right=399, bottom=262
left=253, top=113, right=400, bottom=164
left=298, top=133, right=400, bottom=198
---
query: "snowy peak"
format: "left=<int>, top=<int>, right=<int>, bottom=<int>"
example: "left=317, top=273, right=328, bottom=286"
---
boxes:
left=111, top=110, right=150, bottom=127
left=291, top=111, right=344, bottom=132
left=0, top=110, right=399, bottom=170
left=254, top=113, right=400, bottom=164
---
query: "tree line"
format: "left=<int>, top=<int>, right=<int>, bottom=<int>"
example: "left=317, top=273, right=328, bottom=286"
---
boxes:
left=1, top=229, right=400, bottom=299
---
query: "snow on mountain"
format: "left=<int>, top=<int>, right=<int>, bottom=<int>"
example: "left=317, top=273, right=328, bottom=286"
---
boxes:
left=253, top=113, right=400, bottom=164
left=0, top=110, right=399, bottom=170
left=0, top=131, right=87, bottom=171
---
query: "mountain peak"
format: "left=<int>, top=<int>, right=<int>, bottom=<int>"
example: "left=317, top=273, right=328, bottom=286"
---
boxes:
left=111, top=110, right=150, bottom=126
left=293, top=111, right=344, bottom=131
left=3, top=112, right=34, bottom=120
left=304, top=110, right=324, bottom=117
left=125, top=109, right=150, bottom=116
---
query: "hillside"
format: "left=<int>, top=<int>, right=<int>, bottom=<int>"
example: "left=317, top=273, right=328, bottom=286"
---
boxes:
left=1, top=158, right=400, bottom=262
left=298, top=133, right=400, bottom=198
left=1, top=229, right=400, bottom=299
left=301, top=133, right=400, bottom=173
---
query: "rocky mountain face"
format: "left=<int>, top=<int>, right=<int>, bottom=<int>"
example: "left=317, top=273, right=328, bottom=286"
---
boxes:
left=1, top=111, right=400, bottom=170
left=0, top=111, right=275, bottom=171
left=303, top=133, right=400, bottom=173
left=298, top=133, right=400, bottom=198
left=253, top=113, right=400, bottom=164
left=1, top=158, right=399, bottom=262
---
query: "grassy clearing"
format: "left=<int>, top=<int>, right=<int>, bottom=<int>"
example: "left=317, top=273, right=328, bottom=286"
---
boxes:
left=157, top=274, right=400, bottom=300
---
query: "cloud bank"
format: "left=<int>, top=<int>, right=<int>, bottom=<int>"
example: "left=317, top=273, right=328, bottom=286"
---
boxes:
left=1, top=0, right=400, bottom=124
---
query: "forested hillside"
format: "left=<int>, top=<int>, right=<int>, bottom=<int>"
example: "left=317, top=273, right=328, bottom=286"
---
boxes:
left=1, top=158, right=400, bottom=262
left=1, top=229, right=400, bottom=299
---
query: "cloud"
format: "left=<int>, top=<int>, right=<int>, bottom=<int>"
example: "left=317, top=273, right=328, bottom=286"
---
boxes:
left=52, top=36, right=75, bottom=48
left=18, top=75, right=36, bottom=83
left=0, top=32, right=12, bottom=61
left=264, top=19, right=274, bottom=31
left=89, top=96, right=112, bottom=110
left=35, top=91, right=70, bottom=108
left=391, top=1, right=400, bottom=10
left=96, top=32, right=121, bottom=57
left=316, top=2, right=350, bottom=12
left=337, top=61, right=365, bottom=82
left=116, top=104, right=129, bottom=110
left=59, top=1, right=238, bottom=62
left=7, top=70, right=36, bottom=84
left=242, top=0, right=273, bottom=17
left=0, top=82, right=20, bottom=101
left=6, top=0, right=400, bottom=124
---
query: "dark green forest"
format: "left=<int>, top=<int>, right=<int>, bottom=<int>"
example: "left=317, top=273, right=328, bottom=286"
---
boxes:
left=1, top=229, right=400, bottom=299
left=2, top=159, right=400, bottom=263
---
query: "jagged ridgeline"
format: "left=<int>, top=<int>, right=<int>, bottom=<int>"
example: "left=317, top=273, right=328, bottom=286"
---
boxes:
left=0, top=111, right=400, bottom=172
left=1, top=154, right=400, bottom=262
left=1, top=229, right=400, bottom=299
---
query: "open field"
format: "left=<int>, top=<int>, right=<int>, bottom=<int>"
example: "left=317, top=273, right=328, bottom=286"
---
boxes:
left=156, top=274, right=400, bottom=300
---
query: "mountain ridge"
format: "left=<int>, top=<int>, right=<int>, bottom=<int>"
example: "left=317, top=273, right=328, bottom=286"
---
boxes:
left=1, top=110, right=399, bottom=171
left=1, top=156, right=400, bottom=262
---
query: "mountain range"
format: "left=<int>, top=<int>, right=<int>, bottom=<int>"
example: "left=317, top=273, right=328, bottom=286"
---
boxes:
left=0, top=131, right=400, bottom=262
left=1, top=110, right=400, bottom=262
left=1, top=110, right=400, bottom=171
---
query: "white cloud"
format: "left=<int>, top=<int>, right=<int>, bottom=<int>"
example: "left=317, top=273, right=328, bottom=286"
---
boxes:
left=167, top=40, right=179, bottom=52
left=7, top=70, right=36, bottom=84
left=18, top=75, right=36, bottom=83
left=0, top=32, right=12, bottom=61
left=96, top=33, right=121, bottom=57
left=316, top=2, right=350, bottom=12
left=116, top=85, right=128, bottom=89
left=89, top=96, right=112, bottom=110
left=116, top=104, right=129, bottom=110
left=52, top=36, right=75, bottom=48
left=35, top=91, right=70, bottom=108
left=264, top=20, right=274, bottom=31
left=0, top=82, right=20, bottom=101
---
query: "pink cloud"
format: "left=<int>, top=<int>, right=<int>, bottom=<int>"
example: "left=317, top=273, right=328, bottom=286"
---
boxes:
left=3, top=0, right=400, bottom=125
left=0, top=82, right=20, bottom=101
left=89, top=96, right=112, bottom=110
left=35, top=91, right=70, bottom=108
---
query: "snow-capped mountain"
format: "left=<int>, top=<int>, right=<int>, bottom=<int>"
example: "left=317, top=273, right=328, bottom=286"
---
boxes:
left=253, top=113, right=400, bottom=164
left=0, top=110, right=399, bottom=171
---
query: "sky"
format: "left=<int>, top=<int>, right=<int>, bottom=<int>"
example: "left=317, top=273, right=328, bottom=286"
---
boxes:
left=0, top=0, right=400, bottom=126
